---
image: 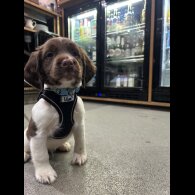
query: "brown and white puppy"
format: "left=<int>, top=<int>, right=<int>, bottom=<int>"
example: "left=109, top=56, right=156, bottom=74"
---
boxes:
left=24, top=37, right=96, bottom=184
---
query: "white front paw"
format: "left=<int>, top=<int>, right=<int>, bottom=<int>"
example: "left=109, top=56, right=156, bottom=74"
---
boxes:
left=71, top=153, right=87, bottom=166
left=35, top=165, right=57, bottom=184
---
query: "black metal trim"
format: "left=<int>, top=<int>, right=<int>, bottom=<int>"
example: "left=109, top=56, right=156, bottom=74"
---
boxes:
left=152, top=0, right=170, bottom=102
left=64, top=0, right=101, bottom=93
left=98, top=0, right=152, bottom=101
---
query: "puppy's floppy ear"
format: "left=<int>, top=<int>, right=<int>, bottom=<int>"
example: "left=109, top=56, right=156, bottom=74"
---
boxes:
left=79, top=47, right=96, bottom=87
left=24, top=50, right=42, bottom=90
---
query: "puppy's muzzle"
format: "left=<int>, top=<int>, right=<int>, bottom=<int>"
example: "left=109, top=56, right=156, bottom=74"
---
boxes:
left=60, top=58, right=77, bottom=68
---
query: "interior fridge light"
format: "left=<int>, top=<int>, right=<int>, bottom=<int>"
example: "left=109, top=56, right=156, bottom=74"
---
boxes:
left=74, top=10, right=97, bottom=20
left=107, top=0, right=143, bottom=11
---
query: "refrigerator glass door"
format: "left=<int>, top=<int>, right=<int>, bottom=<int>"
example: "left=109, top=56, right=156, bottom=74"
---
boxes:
left=68, top=9, right=97, bottom=87
left=104, top=0, right=145, bottom=88
left=160, top=0, right=170, bottom=87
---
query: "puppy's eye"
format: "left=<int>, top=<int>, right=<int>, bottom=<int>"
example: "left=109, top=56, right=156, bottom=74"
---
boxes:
left=72, top=51, right=79, bottom=57
left=45, top=52, right=54, bottom=58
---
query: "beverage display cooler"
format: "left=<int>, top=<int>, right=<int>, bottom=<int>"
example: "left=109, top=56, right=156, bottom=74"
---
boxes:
left=103, top=0, right=150, bottom=101
left=152, top=0, right=170, bottom=102
left=67, top=7, right=98, bottom=87
left=63, top=0, right=170, bottom=103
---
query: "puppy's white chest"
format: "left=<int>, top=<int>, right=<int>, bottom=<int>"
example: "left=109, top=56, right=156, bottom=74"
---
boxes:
left=32, top=98, right=60, bottom=135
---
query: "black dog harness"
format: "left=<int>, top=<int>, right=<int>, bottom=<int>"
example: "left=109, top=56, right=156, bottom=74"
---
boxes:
left=37, top=88, right=80, bottom=139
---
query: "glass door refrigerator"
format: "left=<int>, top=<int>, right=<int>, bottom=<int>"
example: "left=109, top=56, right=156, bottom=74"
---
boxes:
left=102, top=0, right=151, bottom=100
left=152, top=0, right=170, bottom=102
left=64, top=1, right=101, bottom=96
left=64, top=0, right=151, bottom=101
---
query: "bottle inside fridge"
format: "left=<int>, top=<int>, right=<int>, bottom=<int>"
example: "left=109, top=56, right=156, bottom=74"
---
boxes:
left=141, top=0, right=146, bottom=23
left=69, top=9, right=97, bottom=59
left=68, top=9, right=97, bottom=87
left=105, top=0, right=145, bottom=89
left=160, top=0, right=170, bottom=87
left=106, top=62, right=143, bottom=88
left=106, top=1, right=145, bottom=59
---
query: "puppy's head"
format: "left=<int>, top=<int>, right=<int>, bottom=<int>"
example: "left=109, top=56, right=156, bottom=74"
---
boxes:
left=24, top=37, right=96, bottom=89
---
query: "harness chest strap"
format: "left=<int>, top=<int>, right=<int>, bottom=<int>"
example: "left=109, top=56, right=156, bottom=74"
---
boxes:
left=37, top=88, right=79, bottom=139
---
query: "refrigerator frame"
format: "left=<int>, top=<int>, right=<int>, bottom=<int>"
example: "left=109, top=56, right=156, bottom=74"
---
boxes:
left=152, top=0, right=170, bottom=102
left=100, top=0, right=152, bottom=101
left=64, top=0, right=102, bottom=95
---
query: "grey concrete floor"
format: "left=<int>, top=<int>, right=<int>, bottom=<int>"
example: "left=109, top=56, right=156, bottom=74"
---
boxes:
left=24, top=101, right=170, bottom=195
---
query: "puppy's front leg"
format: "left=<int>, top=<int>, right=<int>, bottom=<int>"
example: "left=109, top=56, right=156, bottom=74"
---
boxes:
left=72, top=122, right=87, bottom=166
left=71, top=97, right=87, bottom=166
left=30, top=134, right=57, bottom=184
left=24, top=128, right=30, bottom=162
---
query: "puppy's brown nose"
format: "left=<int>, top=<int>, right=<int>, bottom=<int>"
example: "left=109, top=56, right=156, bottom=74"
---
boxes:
left=61, top=58, right=76, bottom=67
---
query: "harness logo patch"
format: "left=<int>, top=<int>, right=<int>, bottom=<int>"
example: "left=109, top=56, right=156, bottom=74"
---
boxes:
left=61, top=95, right=74, bottom=102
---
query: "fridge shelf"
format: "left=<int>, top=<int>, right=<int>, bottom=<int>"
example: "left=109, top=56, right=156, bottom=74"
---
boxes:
left=104, top=85, right=143, bottom=89
left=106, top=56, right=144, bottom=64
left=106, top=55, right=144, bottom=61
left=106, top=23, right=145, bottom=35
left=74, top=36, right=96, bottom=43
